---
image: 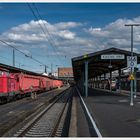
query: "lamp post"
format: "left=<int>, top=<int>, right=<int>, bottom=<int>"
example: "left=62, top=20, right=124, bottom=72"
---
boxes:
left=125, top=23, right=140, bottom=106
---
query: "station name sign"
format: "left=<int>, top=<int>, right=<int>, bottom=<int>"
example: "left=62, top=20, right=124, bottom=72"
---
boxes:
left=101, top=54, right=125, bottom=59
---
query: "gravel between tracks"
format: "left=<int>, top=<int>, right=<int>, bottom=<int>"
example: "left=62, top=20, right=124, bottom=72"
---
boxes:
left=0, top=86, right=69, bottom=137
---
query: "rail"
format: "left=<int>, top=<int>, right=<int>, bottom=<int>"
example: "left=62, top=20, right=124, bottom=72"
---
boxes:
left=13, top=87, right=72, bottom=137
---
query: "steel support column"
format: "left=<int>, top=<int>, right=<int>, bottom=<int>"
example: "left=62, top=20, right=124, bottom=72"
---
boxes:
left=99, top=75, right=101, bottom=89
left=118, top=69, right=121, bottom=93
left=94, top=77, right=96, bottom=88
left=98, top=76, right=100, bottom=88
left=110, top=70, right=112, bottom=92
left=82, top=70, right=85, bottom=94
left=85, top=61, right=88, bottom=97
left=134, top=71, right=137, bottom=98
left=104, top=73, right=106, bottom=89
left=130, top=25, right=134, bottom=106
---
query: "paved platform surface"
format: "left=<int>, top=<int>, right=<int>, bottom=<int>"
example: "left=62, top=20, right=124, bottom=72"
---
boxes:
left=84, top=88, right=140, bottom=137
left=73, top=92, right=91, bottom=137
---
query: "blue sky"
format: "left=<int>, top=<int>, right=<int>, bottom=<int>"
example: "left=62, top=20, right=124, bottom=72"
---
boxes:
left=1, top=3, right=140, bottom=31
left=0, top=3, right=140, bottom=73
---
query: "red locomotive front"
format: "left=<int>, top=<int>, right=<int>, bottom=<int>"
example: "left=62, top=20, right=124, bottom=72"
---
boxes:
left=0, top=72, right=18, bottom=101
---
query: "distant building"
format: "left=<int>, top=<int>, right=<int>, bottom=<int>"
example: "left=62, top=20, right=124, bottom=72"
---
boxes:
left=58, top=67, right=73, bottom=78
left=53, top=71, right=58, bottom=77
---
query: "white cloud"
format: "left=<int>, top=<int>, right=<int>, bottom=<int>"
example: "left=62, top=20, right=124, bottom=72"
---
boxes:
left=58, top=30, right=75, bottom=40
left=1, top=17, right=140, bottom=63
left=0, top=20, right=84, bottom=60
left=54, top=22, right=82, bottom=30
left=87, top=27, right=109, bottom=37
left=86, top=16, right=140, bottom=53
left=1, top=20, right=80, bottom=43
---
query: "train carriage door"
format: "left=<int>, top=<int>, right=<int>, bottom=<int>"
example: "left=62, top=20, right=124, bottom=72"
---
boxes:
left=9, top=74, right=15, bottom=92
left=19, top=73, right=24, bottom=91
left=3, top=72, right=8, bottom=93
left=0, top=74, right=3, bottom=93
left=46, top=80, right=50, bottom=90
left=39, top=77, right=44, bottom=90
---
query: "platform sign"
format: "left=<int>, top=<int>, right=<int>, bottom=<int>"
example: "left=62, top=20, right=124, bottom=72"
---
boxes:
left=101, top=54, right=125, bottom=59
left=129, top=74, right=135, bottom=80
left=127, top=56, right=137, bottom=70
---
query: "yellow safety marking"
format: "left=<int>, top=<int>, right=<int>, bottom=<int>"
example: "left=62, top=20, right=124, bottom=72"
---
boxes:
left=84, top=54, right=88, bottom=58
left=129, top=74, right=135, bottom=80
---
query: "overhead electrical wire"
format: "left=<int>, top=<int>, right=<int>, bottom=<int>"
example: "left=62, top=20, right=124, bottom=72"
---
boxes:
left=0, top=39, right=50, bottom=70
left=27, top=3, right=59, bottom=69
left=0, top=53, right=37, bottom=70
left=32, top=3, right=64, bottom=59
left=27, top=3, right=65, bottom=67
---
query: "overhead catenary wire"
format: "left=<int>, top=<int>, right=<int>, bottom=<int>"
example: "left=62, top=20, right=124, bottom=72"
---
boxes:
left=27, top=3, right=65, bottom=67
left=0, top=54, right=38, bottom=70
left=27, top=3, right=59, bottom=63
left=0, top=54, right=20, bottom=65
left=27, top=3, right=59, bottom=70
left=0, top=39, right=50, bottom=70
left=0, top=40, right=28, bottom=56
left=32, top=3, right=64, bottom=60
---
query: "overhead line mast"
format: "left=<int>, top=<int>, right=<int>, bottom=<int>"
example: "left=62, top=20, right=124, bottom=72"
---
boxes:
left=0, top=40, right=49, bottom=71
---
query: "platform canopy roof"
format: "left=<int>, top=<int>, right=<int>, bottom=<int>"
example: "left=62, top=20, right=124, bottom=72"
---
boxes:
left=72, top=47, right=140, bottom=81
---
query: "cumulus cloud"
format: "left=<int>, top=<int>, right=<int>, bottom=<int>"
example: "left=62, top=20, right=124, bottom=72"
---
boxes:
left=87, top=27, right=110, bottom=37
left=54, top=22, right=82, bottom=30
left=0, top=20, right=85, bottom=62
left=58, top=30, right=75, bottom=39
left=86, top=17, right=140, bottom=53
left=1, top=20, right=81, bottom=43
left=1, top=17, right=140, bottom=61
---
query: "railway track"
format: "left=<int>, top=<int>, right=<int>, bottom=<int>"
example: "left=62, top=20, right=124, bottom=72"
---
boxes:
left=12, top=87, right=72, bottom=137
left=0, top=87, right=61, bottom=105
left=1, top=86, right=70, bottom=137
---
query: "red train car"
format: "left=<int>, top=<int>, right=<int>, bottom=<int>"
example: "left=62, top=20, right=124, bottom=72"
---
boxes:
left=16, top=73, right=41, bottom=94
left=0, top=66, right=64, bottom=103
left=40, top=77, right=53, bottom=91
left=0, top=72, right=18, bottom=102
left=53, top=80, right=63, bottom=88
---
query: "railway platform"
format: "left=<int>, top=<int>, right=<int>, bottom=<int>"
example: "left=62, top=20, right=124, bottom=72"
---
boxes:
left=74, top=87, right=140, bottom=137
left=2, top=84, right=140, bottom=137
left=93, top=87, right=140, bottom=97
left=69, top=93, right=90, bottom=137
left=71, top=47, right=140, bottom=137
